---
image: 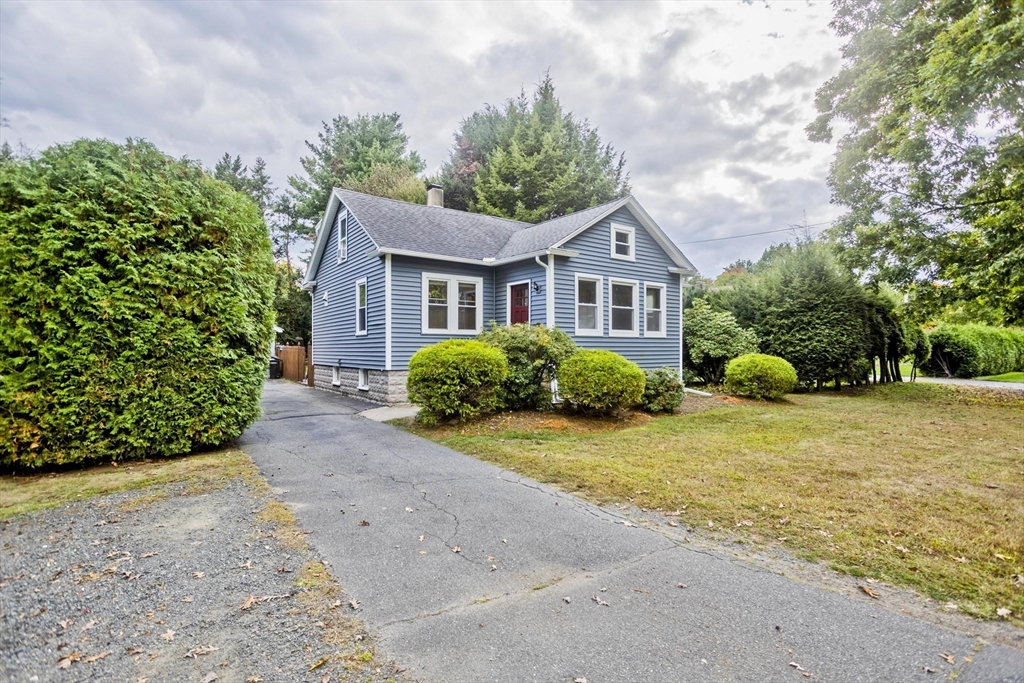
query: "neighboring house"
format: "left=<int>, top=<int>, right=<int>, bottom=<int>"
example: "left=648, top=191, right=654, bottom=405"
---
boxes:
left=302, top=185, right=697, bottom=404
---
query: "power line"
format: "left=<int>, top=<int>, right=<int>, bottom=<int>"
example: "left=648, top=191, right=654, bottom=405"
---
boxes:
left=679, top=221, right=832, bottom=245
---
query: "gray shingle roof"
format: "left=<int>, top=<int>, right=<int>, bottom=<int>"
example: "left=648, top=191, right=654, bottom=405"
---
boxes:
left=336, top=189, right=635, bottom=262
left=335, top=189, right=528, bottom=260
left=494, top=197, right=631, bottom=259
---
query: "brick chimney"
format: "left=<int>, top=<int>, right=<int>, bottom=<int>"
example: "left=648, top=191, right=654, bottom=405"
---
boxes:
left=426, top=183, right=443, bottom=208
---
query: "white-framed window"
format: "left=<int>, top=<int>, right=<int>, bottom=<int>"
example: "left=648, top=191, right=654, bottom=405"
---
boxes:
left=574, top=273, right=603, bottom=336
left=610, top=223, right=635, bottom=261
left=355, top=277, right=367, bottom=336
left=421, top=272, right=484, bottom=334
left=609, top=278, right=639, bottom=337
left=331, top=366, right=342, bottom=386
left=336, top=210, right=348, bottom=263
left=644, top=282, right=667, bottom=338
left=357, top=368, right=369, bottom=391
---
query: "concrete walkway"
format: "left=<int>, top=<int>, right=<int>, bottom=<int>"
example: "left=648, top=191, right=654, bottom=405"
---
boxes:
left=239, top=381, right=1024, bottom=683
left=910, top=376, right=1024, bottom=392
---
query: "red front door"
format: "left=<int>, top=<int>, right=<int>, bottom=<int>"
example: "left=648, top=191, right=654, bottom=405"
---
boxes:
left=511, top=284, right=530, bottom=324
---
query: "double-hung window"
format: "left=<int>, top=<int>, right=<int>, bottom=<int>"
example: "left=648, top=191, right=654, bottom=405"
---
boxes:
left=610, top=223, right=635, bottom=261
left=422, top=273, right=483, bottom=334
left=355, top=278, right=367, bottom=335
left=574, top=273, right=603, bottom=336
left=609, top=278, right=639, bottom=337
left=644, top=283, right=666, bottom=337
left=336, top=210, right=348, bottom=263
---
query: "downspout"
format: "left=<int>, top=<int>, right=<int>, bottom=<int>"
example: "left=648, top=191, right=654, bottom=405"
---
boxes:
left=535, top=254, right=555, bottom=329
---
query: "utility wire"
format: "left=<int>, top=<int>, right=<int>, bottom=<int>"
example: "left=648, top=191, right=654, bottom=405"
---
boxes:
left=679, top=221, right=832, bottom=245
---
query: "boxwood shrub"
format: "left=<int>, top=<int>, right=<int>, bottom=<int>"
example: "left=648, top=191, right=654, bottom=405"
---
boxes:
left=477, top=323, right=576, bottom=410
left=923, top=324, right=1024, bottom=378
left=557, top=350, right=645, bottom=415
left=640, top=367, right=684, bottom=413
left=407, top=339, right=509, bottom=425
left=0, top=139, right=276, bottom=470
left=724, top=353, right=798, bottom=400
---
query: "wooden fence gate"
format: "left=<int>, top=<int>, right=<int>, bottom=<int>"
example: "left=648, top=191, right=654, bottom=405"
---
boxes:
left=277, top=345, right=307, bottom=383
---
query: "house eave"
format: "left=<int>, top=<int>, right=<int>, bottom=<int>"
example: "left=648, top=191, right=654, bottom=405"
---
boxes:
left=373, top=247, right=579, bottom=267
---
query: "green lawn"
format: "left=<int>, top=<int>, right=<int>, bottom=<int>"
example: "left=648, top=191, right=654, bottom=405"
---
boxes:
left=977, top=371, right=1024, bottom=383
left=402, top=383, right=1024, bottom=624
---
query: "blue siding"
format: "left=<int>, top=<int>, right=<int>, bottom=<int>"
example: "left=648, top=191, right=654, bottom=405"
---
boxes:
left=554, top=207, right=682, bottom=370
left=311, top=206, right=386, bottom=368
left=390, top=256, right=495, bottom=369
left=494, top=259, right=546, bottom=325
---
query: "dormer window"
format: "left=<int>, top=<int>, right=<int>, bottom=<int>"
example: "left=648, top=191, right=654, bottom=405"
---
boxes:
left=610, top=223, right=635, bottom=261
left=336, top=210, right=348, bottom=263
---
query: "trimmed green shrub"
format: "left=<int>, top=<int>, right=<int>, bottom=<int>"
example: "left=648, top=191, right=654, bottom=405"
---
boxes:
left=725, top=354, right=798, bottom=400
left=684, top=299, right=759, bottom=385
left=0, top=139, right=276, bottom=470
left=477, top=323, right=576, bottom=410
left=557, top=350, right=645, bottom=415
left=923, top=324, right=1024, bottom=378
left=407, top=340, right=509, bottom=425
left=904, top=326, right=931, bottom=379
left=640, top=367, right=684, bottom=413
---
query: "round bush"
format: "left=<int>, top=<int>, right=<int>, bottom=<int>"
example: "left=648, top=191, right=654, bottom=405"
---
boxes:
left=0, top=139, right=276, bottom=470
left=477, top=323, right=576, bottom=410
left=557, top=350, right=645, bottom=415
left=407, top=340, right=509, bottom=425
left=725, top=354, right=797, bottom=400
left=640, top=367, right=684, bottom=413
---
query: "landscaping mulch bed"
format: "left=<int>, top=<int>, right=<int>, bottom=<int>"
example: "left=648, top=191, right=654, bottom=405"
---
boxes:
left=0, top=480, right=402, bottom=683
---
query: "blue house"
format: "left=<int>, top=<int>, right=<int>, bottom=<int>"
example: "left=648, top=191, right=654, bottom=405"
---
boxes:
left=302, top=185, right=697, bottom=404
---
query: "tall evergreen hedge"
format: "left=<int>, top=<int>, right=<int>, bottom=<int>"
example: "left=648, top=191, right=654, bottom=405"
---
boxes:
left=923, top=324, right=1024, bottom=378
left=0, top=139, right=276, bottom=469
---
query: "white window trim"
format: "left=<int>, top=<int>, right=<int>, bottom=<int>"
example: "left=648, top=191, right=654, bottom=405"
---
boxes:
left=357, top=368, right=369, bottom=391
left=609, top=222, right=635, bottom=262
left=331, top=366, right=342, bottom=386
left=336, top=210, right=348, bottom=264
left=644, top=282, right=667, bottom=338
left=355, top=277, right=367, bottom=336
left=608, top=277, right=640, bottom=337
left=574, top=272, right=604, bottom=337
left=420, top=272, right=484, bottom=335
left=505, top=279, right=531, bottom=325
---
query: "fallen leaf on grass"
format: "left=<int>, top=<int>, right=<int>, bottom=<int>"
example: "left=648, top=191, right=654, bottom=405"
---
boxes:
left=939, top=653, right=955, bottom=665
left=592, top=596, right=609, bottom=607
left=160, top=629, right=176, bottom=642
left=84, top=651, right=110, bottom=663
left=185, top=645, right=220, bottom=659
left=996, top=607, right=1013, bottom=618
left=309, top=656, right=329, bottom=671
left=858, top=585, right=880, bottom=599
left=736, top=520, right=753, bottom=527
left=57, top=652, right=82, bottom=669
left=985, top=483, right=1000, bottom=489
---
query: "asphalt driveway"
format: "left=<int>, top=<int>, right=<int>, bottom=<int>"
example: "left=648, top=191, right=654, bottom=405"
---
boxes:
left=238, top=381, right=1024, bottom=682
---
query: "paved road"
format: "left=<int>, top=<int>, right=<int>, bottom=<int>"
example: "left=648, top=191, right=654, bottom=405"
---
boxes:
left=910, top=376, right=1024, bottom=392
left=239, top=381, right=1024, bottom=683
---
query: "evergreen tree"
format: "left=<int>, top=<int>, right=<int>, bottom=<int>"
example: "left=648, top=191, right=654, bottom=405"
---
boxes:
left=287, top=113, right=426, bottom=220
left=441, top=74, right=630, bottom=222
left=274, top=263, right=312, bottom=346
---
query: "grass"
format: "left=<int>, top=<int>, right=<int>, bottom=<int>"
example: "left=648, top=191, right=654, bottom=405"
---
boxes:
left=0, top=448, right=260, bottom=520
left=977, top=371, right=1024, bottom=383
left=403, top=383, right=1024, bottom=624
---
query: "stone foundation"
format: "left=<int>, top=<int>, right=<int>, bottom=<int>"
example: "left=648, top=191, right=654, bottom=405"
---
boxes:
left=313, top=365, right=409, bottom=405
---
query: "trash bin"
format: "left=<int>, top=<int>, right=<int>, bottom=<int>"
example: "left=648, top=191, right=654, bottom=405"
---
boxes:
left=268, top=356, right=282, bottom=380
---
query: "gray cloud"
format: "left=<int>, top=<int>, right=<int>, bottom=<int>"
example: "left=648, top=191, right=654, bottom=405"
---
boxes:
left=0, top=0, right=843, bottom=276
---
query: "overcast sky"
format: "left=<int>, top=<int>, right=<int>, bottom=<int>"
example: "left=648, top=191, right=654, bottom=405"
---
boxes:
left=1, top=0, right=845, bottom=277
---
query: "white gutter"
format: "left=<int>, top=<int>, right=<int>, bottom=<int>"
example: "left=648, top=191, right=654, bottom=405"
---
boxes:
left=371, top=246, right=578, bottom=267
